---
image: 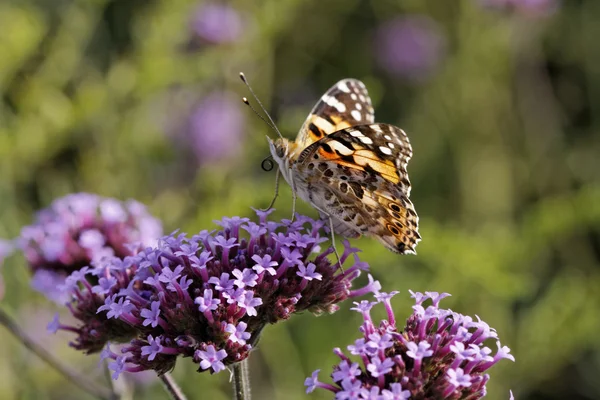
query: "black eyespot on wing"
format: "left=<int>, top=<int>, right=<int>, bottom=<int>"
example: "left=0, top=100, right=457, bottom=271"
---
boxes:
left=387, top=224, right=400, bottom=235
left=397, top=242, right=406, bottom=252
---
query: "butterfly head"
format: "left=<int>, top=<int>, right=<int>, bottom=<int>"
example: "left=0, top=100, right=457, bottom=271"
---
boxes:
left=267, top=136, right=301, bottom=165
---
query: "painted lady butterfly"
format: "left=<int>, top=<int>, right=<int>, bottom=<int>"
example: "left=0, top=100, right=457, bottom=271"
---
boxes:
left=252, top=77, right=421, bottom=254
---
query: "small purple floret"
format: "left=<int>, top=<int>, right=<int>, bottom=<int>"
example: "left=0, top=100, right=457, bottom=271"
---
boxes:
left=198, top=345, right=228, bottom=373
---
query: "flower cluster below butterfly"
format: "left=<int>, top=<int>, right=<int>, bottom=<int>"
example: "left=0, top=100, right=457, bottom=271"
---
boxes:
left=268, top=79, right=420, bottom=254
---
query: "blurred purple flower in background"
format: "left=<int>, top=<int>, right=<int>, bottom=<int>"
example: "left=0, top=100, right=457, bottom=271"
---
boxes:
left=187, top=92, right=245, bottom=165
left=52, top=209, right=377, bottom=378
left=191, top=3, right=243, bottom=44
left=479, top=0, right=559, bottom=16
left=306, top=291, right=514, bottom=399
left=374, top=15, right=446, bottom=82
left=0, top=239, right=15, bottom=300
left=19, top=193, right=162, bottom=302
left=0, top=240, right=13, bottom=262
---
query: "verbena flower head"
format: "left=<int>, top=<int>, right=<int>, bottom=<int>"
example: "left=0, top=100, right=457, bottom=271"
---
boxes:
left=0, top=239, right=15, bottom=300
left=187, top=91, right=245, bottom=165
left=19, top=193, right=162, bottom=302
left=478, top=0, right=559, bottom=16
left=53, top=209, right=376, bottom=378
left=0, top=239, right=14, bottom=263
left=306, top=291, right=515, bottom=399
left=374, top=15, right=446, bottom=82
left=191, top=3, right=244, bottom=44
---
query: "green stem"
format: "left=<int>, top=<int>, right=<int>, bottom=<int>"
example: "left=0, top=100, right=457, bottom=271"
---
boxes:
left=232, top=322, right=264, bottom=400
left=232, top=359, right=251, bottom=400
left=159, top=373, right=187, bottom=400
left=0, top=307, right=116, bottom=400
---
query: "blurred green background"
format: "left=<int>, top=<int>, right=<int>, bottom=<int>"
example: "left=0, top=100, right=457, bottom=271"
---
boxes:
left=1, top=0, right=599, bottom=399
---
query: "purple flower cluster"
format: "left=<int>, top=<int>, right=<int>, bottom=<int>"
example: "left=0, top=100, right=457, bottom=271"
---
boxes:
left=19, top=193, right=162, bottom=302
left=51, top=209, right=377, bottom=378
left=186, top=92, right=245, bottom=165
left=306, top=291, right=514, bottom=399
left=374, top=15, right=446, bottom=82
left=478, top=0, right=559, bottom=16
left=190, top=3, right=244, bottom=44
left=0, top=239, right=15, bottom=300
left=47, top=256, right=143, bottom=353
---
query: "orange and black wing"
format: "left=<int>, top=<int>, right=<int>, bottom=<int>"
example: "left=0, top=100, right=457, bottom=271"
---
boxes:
left=294, top=79, right=375, bottom=149
left=296, top=124, right=420, bottom=254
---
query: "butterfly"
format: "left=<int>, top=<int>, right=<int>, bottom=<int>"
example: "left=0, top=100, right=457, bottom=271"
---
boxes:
left=267, top=79, right=420, bottom=254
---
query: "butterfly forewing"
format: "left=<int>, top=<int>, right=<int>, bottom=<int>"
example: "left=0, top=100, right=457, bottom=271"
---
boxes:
left=295, top=79, right=375, bottom=149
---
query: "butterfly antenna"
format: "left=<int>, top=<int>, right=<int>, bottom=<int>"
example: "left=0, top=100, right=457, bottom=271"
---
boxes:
left=241, top=97, right=277, bottom=133
left=240, top=72, right=285, bottom=140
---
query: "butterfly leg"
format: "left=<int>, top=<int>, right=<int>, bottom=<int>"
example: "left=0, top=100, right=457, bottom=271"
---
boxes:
left=261, top=170, right=280, bottom=212
left=290, top=171, right=298, bottom=223
left=311, top=205, right=342, bottom=269
left=326, top=215, right=342, bottom=270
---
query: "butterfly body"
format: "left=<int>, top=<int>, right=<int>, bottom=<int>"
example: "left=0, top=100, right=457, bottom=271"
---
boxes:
left=268, top=79, right=420, bottom=254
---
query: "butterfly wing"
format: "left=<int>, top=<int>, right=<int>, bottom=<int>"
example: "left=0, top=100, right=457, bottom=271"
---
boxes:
left=294, top=124, right=420, bottom=254
left=295, top=79, right=375, bottom=149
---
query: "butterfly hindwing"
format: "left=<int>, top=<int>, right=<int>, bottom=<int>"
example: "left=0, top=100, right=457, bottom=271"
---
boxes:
left=295, top=79, right=375, bottom=149
left=295, top=124, right=420, bottom=254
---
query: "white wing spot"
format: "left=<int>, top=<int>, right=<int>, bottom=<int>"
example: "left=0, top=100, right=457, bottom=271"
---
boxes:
left=337, top=81, right=351, bottom=93
left=358, top=95, right=366, bottom=102
left=388, top=143, right=395, bottom=149
left=379, top=146, right=392, bottom=155
left=360, top=136, right=373, bottom=145
left=384, top=135, right=392, bottom=140
left=371, top=125, right=383, bottom=132
left=350, top=93, right=357, bottom=100
left=331, top=141, right=354, bottom=155
left=358, top=81, right=366, bottom=89
left=351, top=110, right=362, bottom=120
left=349, top=130, right=363, bottom=137
left=355, top=103, right=362, bottom=110
left=314, top=116, right=334, bottom=132
left=323, top=93, right=347, bottom=112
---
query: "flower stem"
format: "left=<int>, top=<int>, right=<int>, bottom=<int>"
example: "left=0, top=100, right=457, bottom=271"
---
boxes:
left=232, top=359, right=251, bottom=400
left=0, top=307, right=116, bottom=400
left=231, top=323, right=263, bottom=400
left=159, top=373, right=187, bottom=400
